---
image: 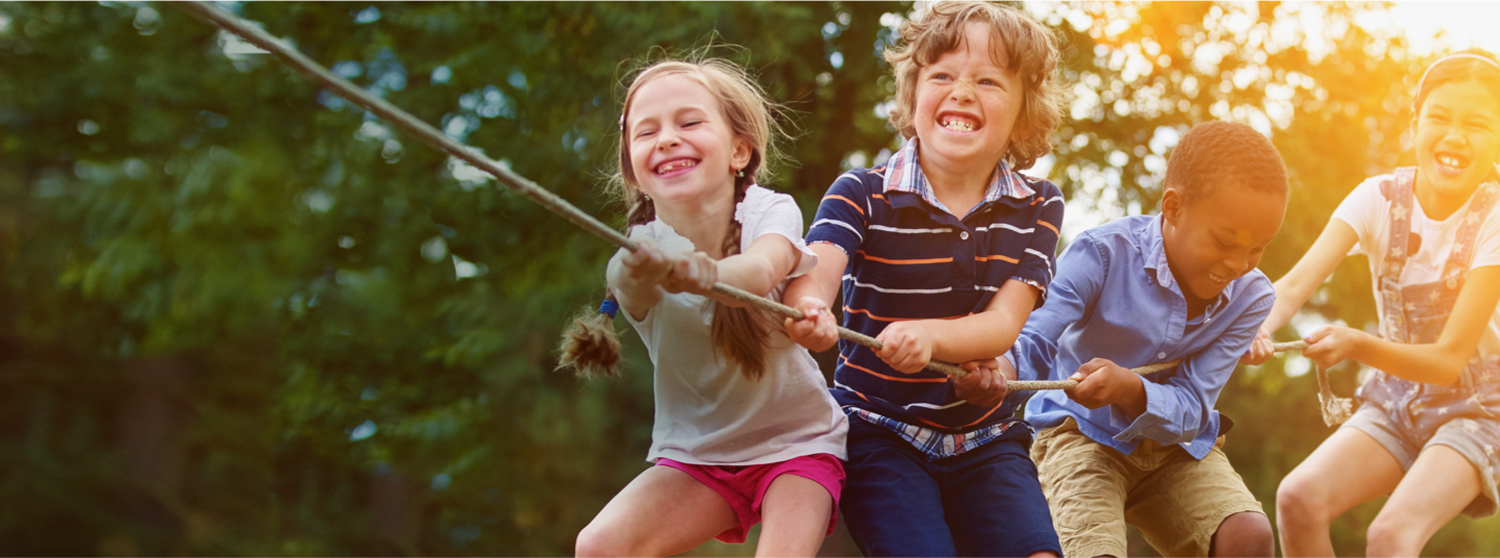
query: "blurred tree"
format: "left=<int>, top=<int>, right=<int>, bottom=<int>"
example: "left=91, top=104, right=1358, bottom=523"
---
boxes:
left=0, top=2, right=1496, bottom=557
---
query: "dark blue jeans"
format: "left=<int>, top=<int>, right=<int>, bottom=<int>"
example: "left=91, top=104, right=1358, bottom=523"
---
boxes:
left=840, top=417, right=1061, bottom=557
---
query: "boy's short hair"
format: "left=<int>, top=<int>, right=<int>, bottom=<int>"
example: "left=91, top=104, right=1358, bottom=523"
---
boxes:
left=884, top=1, right=1064, bottom=171
left=1165, top=121, right=1288, bottom=205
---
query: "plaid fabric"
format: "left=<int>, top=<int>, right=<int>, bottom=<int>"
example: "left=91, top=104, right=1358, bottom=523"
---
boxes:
left=883, top=137, right=1035, bottom=216
left=847, top=406, right=1030, bottom=461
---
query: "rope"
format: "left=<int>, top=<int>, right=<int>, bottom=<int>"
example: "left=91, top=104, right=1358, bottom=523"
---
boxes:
left=1008, top=341, right=1309, bottom=391
left=174, top=3, right=1307, bottom=391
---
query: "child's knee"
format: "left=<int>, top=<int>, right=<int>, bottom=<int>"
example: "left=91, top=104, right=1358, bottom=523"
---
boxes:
left=1365, top=513, right=1422, bottom=557
left=575, top=522, right=630, bottom=558
left=1211, top=512, right=1273, bottom=557
left=1275, top=471, right=1326, bottom=523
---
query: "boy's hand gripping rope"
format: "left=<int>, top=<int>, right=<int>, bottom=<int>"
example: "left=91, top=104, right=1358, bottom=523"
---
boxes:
left=176, top=2, right=1309, bottom=392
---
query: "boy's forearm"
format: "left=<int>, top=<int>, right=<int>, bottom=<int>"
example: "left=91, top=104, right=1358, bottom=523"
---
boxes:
left=922, top=310, right=1025, bottom=363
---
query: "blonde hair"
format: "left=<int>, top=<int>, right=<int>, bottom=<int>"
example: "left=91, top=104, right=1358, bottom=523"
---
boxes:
left=558, top=58, right=784, bottom=380
left=884, top=1, right=1064, bottom=170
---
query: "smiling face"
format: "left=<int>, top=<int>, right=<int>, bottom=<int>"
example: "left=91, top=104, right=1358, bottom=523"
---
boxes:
left=624, top=73, right=751, bottom=211
left=1160, top=184, right=1286, bottom=304
left=1414, top=79, right=1500, bottom=203
left=911, top=22, right=1023, bottom=172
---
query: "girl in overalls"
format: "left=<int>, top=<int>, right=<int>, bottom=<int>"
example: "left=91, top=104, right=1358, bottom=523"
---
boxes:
left=1241, top=50, right=1500, bottom=556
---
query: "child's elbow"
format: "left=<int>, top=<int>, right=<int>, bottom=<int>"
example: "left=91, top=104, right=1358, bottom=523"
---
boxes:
left=1432, top=361, right=1467, bottom=385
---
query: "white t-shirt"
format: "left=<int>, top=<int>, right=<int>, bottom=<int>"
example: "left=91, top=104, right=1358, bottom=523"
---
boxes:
left=621, top=185, right=849, bottom=465
left=1332, top=173, right=1500, bottom=360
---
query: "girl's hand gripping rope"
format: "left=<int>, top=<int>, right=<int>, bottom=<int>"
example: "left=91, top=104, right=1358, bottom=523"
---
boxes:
left=1301, top=324, right=1367, bottom=370
left=660, top=250, right=718, bottom=296
left=784, top=297, right=838, bottom=352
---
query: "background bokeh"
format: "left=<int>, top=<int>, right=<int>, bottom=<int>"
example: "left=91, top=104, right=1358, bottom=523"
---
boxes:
left=2, top=2, right=1498, bottom=555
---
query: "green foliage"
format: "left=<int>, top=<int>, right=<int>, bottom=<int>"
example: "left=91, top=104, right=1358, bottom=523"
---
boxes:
left=1, top=2, right=1496, bottom=556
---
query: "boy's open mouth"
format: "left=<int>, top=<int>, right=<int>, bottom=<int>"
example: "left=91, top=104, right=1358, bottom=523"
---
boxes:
left=1207, top=272, right=1232, bottom=285
left=938, top=112, right=980, bottom=132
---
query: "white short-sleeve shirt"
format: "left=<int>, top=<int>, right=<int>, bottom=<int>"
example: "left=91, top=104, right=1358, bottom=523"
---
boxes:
left=622, top=185, right=848, bottom=465
left=1332, top=173, right=1500, bottom=360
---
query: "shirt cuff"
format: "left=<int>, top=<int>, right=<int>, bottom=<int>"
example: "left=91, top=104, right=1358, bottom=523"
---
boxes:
left=1111, top=375, right=1171, bottom=444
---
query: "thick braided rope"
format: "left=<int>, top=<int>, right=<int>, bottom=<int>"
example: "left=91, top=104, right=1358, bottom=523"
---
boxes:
left=174, top=2, right=975, bottom=378
left=1007, top=340, right=1310, bottom=391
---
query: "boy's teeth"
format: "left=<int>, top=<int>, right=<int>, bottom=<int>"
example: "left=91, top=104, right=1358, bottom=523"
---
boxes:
left=941, top=118, right=975, bottom=131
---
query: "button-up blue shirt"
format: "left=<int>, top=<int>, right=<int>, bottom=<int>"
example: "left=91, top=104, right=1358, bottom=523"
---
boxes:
left=1011, top=215, right=1275, bottom=459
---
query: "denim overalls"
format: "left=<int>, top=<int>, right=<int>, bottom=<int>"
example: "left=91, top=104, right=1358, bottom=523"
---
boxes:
left=1354, top=167, right=1500, bottom=516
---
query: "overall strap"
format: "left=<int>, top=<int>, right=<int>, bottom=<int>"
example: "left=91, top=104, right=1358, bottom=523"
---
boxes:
left=1377, top=168, right=1417, bottom=342
left=1439, top=176, right=1500, bottom=282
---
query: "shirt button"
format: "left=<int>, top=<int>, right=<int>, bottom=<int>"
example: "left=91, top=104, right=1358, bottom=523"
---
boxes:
left=1157, top=352, right=1167, bottom=359
left=960, top=231, right=970, bottom=240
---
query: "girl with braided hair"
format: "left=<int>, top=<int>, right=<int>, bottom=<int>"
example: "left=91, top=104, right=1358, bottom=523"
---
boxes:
left=560, top=58, right=847, bottom=557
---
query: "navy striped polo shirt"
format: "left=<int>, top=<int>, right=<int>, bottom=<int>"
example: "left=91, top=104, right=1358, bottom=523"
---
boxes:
left=806, top=142, right=1064, bottom=433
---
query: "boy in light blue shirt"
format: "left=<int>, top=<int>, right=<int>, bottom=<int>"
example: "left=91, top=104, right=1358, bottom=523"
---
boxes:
left=1004, top=121, right=1287, bottom=558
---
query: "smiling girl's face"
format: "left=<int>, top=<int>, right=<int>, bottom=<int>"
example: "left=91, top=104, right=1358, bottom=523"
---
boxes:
left=624, top=74, right=751, bottom=210
left=1414, top=79, right=1500, bottom=203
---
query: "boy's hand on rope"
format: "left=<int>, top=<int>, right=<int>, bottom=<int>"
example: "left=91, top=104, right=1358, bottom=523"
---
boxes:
left=1066, top=358, right=1145, bottom=414
left=1239, top=326, right=1276, bottom=366
left=875, top=322, right=936, bottom=374
left=1301, top=324, right=1366, bottom=370
left=659, top=251, right=718, bottom=295
left=952, top=358, right=1010, bottom=408
left=784, top=297, right=838, bottom=352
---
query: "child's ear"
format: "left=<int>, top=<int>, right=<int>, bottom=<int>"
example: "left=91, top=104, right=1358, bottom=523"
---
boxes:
left=731, top=136, right=753, bottom=174
left=1160, top=186, right=1184, bottom=225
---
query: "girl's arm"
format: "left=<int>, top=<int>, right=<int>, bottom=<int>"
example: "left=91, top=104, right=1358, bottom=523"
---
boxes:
left=1304, top=265, right=1500, bottom=384
left=607, top=242, right=675, bottom=321
left=1242, top=219, right=1358, bottom=364
left=684, top=233, right=801, bottom=305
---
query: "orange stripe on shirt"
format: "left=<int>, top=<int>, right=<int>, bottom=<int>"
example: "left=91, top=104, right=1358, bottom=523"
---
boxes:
left=914, top=415, right=953, bottom=430
left=857, top=251, right=953, bottom=265
left=843, top=306, right=920, bottom=322
left=960, top=397, right=1007, bottom=429
left=823, top=194, right=865, bottom=216
left=1037, top=220, right=1059, bottom=235
left=844, top=307, right=973, bottom=322
left=841, top=354, right=949, bottom=383
left=974, top=254, right=1020, bottom=263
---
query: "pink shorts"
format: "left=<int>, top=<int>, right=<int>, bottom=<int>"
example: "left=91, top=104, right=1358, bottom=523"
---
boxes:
left=656, top=453, right=845, bottom=544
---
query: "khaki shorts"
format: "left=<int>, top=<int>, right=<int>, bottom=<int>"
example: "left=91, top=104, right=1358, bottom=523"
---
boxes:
left=1031, top=418, right=1264, bottom=557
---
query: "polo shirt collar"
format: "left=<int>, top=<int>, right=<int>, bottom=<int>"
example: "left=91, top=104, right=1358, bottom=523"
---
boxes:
left=1139, top=215, right=1234, bottom=317
left=881, top=138, right=1034, bottom=215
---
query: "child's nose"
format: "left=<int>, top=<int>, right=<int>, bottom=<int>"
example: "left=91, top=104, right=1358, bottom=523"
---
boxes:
left=656, top=131, right=681, bottom=149
left=950, top=80, right=976, bottom=101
